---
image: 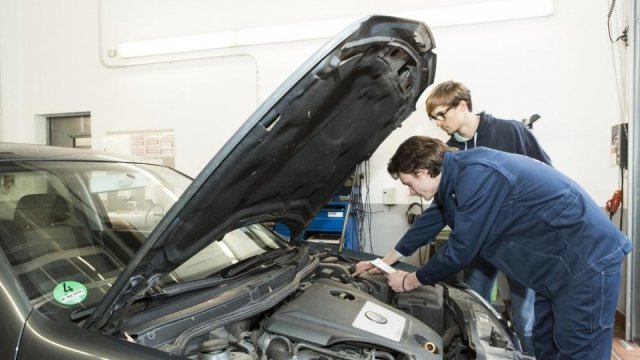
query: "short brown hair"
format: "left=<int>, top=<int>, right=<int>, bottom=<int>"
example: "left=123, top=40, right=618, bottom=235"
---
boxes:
left=388, top=136, right=458, bottom=179
left=425, top=80, right=473, bottom=116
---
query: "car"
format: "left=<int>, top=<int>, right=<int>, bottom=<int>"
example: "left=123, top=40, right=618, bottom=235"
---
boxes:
left=0, top=15, right=527, bottom=360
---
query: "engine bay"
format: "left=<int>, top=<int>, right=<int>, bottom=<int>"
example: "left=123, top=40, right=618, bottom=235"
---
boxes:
left=118, top=248, right=520, bottom=360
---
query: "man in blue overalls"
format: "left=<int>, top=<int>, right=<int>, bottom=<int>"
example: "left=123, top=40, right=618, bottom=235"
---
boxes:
left=354, top=80, right=549, bottom=355
left=384, top=135, right=631, bottom=360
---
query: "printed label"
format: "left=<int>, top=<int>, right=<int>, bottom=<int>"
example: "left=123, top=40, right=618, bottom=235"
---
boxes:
left=53, top=281, right=88, bottom=305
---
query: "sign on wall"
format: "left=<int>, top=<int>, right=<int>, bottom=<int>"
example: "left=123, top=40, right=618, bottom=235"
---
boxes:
left=104, top=129, right=175, bottom=168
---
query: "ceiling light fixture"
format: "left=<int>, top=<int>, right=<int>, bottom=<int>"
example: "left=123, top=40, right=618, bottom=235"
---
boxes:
left=113, top=0, right=553, bottom=59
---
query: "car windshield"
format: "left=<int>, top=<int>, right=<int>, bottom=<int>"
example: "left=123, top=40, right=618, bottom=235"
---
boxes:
left=0, top=160, right=282, bottom=320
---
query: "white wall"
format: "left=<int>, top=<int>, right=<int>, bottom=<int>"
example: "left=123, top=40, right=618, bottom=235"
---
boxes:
left=0, top=0, right=627, bottom=251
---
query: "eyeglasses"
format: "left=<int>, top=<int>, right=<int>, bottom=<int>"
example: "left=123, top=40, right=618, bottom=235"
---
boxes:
left=429, top=106, right=453, bottom=122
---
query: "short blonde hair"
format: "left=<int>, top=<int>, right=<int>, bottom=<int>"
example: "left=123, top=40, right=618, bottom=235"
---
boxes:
left=425, top=81, right=473, bottom=116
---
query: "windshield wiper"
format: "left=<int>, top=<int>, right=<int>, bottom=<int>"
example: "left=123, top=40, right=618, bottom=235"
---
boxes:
left=154, top=248, right=299, bottom=298
left=70, top=263, right=281, bottom=322
left=222, top=247, right=298, bottom=278
left=71, top=307, right=95, bottom=322
left=226, top=252, right=277, bottom=278
left=70, top=248, right=299, bottom=322
left=147, top=262, right=283, bottom=299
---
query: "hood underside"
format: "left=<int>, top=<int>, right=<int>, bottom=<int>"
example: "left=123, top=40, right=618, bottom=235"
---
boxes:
left=87, top=15, right=436, bottom=330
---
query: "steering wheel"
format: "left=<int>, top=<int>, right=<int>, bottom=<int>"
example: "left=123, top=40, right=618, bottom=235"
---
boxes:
left=145, top=203, right=165, bottom=229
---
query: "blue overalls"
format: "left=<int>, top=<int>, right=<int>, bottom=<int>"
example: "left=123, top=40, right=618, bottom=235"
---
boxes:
left=413, top=148, right=631, bottom=359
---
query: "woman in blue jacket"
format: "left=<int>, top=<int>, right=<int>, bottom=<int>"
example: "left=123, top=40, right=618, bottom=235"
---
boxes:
left=385, top=135, right=631, bottom=360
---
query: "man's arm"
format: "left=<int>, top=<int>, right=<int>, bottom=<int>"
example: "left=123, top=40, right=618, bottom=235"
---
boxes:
left=415, top=166, right=511, bottom=284
left=352, top=203, right=445, bottom=276
left=352, top=249, right=405, bottom=276
left=394, top=202, right=446, bottom=256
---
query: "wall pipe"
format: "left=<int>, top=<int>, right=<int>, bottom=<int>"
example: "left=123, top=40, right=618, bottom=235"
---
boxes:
left=629, top=0, right=639, bottom=342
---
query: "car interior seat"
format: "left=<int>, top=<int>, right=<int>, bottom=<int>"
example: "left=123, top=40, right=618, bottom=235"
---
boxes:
left=0, top=218, right=26, bottom=265
left=9, top=194, right=117, bottom=300
left=14, top=193, right=71, bottom=229
left=13, top=194, right=82, bottom=262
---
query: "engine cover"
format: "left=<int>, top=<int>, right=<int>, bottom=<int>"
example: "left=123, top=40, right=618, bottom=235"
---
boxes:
left=264, top=282, right=442, bottom=359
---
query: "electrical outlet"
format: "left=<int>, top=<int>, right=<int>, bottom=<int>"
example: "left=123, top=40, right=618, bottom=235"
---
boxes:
left=383, top=187, right=396, bottom=205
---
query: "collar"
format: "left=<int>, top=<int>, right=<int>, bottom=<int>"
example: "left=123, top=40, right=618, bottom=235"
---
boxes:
left=475, top=111, right=491, bottom=133
left=437, top=152, right=457, bottom=199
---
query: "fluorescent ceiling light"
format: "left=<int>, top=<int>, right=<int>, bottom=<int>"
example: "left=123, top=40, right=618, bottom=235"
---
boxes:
left=116, top=18, right=357, bottom=59
left=236, top=18, right=358, bottom=47
left=117, top=31, right=236, bottom=58
left=399, top=0, right=554, bottom=27
left=114, top=0, right=553, bottom=59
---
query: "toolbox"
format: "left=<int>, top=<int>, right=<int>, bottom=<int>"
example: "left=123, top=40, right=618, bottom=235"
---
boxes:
left=274, top=201, right=348, bottom=239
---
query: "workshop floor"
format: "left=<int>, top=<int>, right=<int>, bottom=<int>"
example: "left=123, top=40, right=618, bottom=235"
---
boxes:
left=612, top=320, right=640, bottom=360
left=612, top=338, right=640, bottom=360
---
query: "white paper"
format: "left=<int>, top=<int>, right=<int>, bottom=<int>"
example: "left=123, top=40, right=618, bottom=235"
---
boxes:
left=352, top=301, right=406, bottom=341
left=369, top=258, right=397, bottom=273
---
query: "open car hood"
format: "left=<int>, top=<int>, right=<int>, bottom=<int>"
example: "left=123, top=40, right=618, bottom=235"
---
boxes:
left=87, top=15, right=436, bottom=330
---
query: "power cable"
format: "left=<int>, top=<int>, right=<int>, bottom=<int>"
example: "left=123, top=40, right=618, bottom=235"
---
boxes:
left=606, top=0, right=630, bottom=233
left=349, top=161, right=370, bottom=252
left=363, top=160, right=373, bottom=253
left=607, top=0, right=629, bottom=46
left=620, top=164, right=624, bottom=230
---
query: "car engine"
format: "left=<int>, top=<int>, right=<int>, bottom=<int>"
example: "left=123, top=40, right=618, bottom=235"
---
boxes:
left=122, top=249, right=517, bottom=360
left=184, top=277, right=447, bottom=359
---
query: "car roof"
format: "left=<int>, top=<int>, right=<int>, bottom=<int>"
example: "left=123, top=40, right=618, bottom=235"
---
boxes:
left=0, top=142, right=155, bottom=164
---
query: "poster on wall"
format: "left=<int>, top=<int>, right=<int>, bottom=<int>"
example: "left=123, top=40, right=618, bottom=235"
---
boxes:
left=103, top=129, right=175, bottom=168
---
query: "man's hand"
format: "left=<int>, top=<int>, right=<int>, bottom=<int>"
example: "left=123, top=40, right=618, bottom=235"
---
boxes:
left=387, top=271, right=421, bottom=293
left=351, top=261, right=380, bottom=277
left=352, top=250, right=404, bottom=277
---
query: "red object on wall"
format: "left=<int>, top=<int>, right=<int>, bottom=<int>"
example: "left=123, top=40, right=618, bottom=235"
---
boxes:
left=606, top=190, right=623, bottom=215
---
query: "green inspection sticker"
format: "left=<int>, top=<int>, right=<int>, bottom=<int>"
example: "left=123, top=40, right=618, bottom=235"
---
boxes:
left=53, top=281, right=88, bottom=305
